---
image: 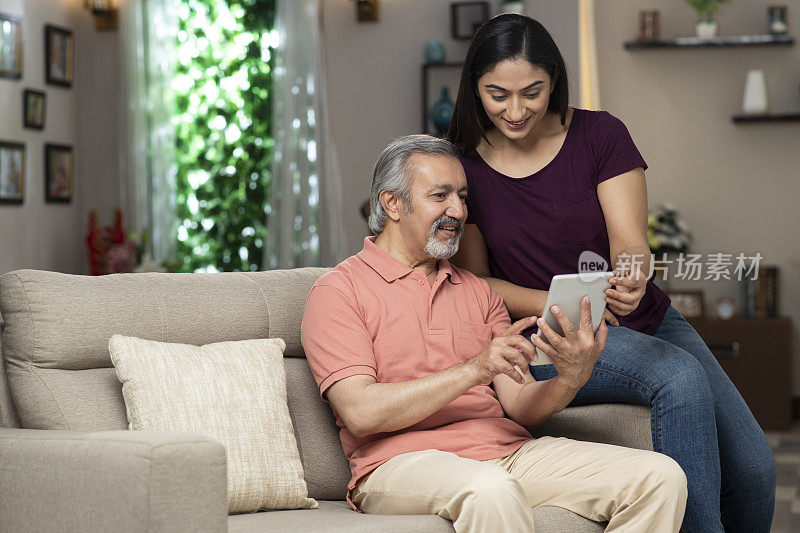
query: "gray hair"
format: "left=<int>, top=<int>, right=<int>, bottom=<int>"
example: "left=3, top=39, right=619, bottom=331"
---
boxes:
left=368, top=134, right=459, bottom=234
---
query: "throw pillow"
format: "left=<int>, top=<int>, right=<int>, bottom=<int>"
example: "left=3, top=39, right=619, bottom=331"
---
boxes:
left=109, top=334, right=318, bottom=513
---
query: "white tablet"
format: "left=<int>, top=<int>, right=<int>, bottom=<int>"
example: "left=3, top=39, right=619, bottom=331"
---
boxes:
left=532, top=272, right=613, bottom=365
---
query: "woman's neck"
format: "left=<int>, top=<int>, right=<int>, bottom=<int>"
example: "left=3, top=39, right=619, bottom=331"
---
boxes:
left=475, top=108, right=574, bottom=178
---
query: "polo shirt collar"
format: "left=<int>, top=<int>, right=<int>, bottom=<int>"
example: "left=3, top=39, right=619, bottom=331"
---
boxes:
left=358, top=236, right=461, bottom=285
left=438, top=256, right=461, bottom=284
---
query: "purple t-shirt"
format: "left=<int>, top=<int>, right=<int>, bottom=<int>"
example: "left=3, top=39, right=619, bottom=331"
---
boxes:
left=460, top=108, right=670, bottom=335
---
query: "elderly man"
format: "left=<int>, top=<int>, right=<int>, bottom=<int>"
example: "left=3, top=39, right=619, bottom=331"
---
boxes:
left=301, top=135, right=687, bottom=532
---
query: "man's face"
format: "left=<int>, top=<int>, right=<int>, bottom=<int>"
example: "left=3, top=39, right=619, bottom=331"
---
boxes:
left=400, top=154, right=468, bottom=260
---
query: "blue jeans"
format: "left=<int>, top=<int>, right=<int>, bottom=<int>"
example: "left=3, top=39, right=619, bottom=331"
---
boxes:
left=530, top=306, right=776, bottom=533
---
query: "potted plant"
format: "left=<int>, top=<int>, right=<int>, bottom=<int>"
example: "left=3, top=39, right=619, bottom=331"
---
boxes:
left=648, top=203, right=691, bottom=257
left=685, top=0, right=731, bottom=39
left=648, top=203, right=692, bottom=289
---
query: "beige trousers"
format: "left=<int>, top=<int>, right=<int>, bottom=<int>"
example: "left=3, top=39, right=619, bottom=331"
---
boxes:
left=351, top=436, right=687, bottom=533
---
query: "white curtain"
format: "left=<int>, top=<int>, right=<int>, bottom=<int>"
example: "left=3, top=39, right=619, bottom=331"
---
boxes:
left=266, top=0, right=347, bottom=269
left=119, top=0, right=179, bottom=263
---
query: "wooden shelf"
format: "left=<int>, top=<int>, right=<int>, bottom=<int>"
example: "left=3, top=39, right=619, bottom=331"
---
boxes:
left=732, top=112, right=800, bottom=123
left=421, top=62, right=464, bottom=134
left=624, top=34, right=794, bottom=49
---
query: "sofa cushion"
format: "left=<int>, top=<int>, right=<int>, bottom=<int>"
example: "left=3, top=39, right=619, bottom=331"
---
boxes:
left=109, top=334, right=317, bottom=513
left=0, top=310, right=21, bottom=428
left=0, top=268, right=326, bottom=430
left=284, top=357, right=351, bottom=500
left=227, top=500, right=605, bottom=532
left=241, top=269, right=330, bottom=357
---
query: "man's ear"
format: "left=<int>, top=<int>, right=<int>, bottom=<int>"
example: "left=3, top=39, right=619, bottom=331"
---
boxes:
left=379, top=189, right=403, bottom=223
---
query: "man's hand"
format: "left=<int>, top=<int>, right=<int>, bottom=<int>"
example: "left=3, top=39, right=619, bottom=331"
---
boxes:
left=606, top=269, right=647, bottom=316
left=531, top=296, right=608, bottom=393
left=467, top=316, right=538, bottom=386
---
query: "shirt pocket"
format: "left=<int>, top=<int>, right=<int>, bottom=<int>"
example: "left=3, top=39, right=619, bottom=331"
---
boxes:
left=455, top=321, right=493, bottom=361
left=552, top=196, right=605, bottom=245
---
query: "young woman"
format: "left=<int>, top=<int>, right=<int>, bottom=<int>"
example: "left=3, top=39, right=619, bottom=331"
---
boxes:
left=447, top=14, right=775, bottom=533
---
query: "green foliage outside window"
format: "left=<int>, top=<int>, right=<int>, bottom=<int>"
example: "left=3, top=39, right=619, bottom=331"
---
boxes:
left=173, top=0, right=276, bottom=272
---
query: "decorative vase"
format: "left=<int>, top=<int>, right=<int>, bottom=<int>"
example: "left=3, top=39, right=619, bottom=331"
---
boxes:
left=767, top=5, right=788, bottom=35
left=638, top=10, right=660, bottom=43
left=500, top=1, right=525, bottom=15
left=742, top=70, right=769, bottom=114
left=695, top=19, right=718, bottom=39
left=424, top=41, right=445, bottom=64
left=431, top=86, right=454, bottom=136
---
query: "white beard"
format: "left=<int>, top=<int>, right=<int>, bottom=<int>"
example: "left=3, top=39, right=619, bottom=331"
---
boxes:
left=424, top=217, right=463, bottom=259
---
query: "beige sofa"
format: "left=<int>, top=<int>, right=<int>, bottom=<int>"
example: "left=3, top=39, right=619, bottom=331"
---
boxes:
left=0, top=268, right=653, bottom=532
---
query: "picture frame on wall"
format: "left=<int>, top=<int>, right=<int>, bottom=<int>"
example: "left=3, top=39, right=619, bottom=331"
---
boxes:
left=23, top=89, right=46, bottom=130
left=0, top=12, right=23, bottom=80
left=45, top=143, right=73, bottom=203
left=45, top=24, right=73, bottom=87
left=0, top=141, right=25, bottom=204
left=668, top=290, right=705, bottom=318
left=450, top=2, right=489, bottom=41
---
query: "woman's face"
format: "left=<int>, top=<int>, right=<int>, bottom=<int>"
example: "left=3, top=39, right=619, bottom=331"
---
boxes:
left=476, top=58, right=554, bottom=140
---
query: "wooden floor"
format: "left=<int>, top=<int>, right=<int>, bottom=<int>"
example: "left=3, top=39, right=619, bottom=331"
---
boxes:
left=767, top=424, right=800, bottom=532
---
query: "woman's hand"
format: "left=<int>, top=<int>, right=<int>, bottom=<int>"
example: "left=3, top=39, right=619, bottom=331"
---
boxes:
left=603, top=308, right=619, bottom=327
left=605, top=270, right=647, bottom=316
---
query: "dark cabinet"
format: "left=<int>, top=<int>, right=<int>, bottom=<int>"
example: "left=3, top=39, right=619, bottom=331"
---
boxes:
left=687, top=317, right=792, bottom=431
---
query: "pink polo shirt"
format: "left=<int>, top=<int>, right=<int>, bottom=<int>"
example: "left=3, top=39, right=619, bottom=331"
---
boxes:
left=300, top=236, right=532, bottom=512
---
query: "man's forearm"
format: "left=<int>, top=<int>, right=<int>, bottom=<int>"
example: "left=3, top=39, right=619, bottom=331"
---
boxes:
left=506, top=377, right=580, bottom=429
left=360, top=361, right=478, bottom=436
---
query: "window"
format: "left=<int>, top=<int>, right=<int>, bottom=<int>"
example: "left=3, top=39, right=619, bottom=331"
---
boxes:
left=172, top=0, right=277, bottom=272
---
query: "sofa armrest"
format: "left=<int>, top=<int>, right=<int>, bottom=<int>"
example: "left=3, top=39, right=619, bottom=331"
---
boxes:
left=0, top=428, right=228, bottom=532
left=529, top=404, right=653, bottom=451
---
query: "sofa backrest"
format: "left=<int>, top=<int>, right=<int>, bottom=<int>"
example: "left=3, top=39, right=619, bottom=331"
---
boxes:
left=0, top=268, right=351, bottom=500
left=0, top=311, right=21, bottom=428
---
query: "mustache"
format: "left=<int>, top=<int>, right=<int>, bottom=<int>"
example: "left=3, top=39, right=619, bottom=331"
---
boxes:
left=431, top=215, right=464, bottom=234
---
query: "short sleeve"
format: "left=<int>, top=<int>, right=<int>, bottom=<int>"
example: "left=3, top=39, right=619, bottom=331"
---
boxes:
left=481, top=280, right=512, bottom=338
left=300, top=283, right=378, bottom=402
left=592, top=111, right=648, bottom=186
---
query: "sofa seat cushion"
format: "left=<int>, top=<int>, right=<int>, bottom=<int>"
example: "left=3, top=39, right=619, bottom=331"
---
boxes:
left=109, top=335, right=317, bottom=513
left=227, top=500, right=605, bottom=532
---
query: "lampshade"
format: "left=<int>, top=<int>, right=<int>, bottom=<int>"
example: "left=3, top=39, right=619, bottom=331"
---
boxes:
left=86, top=0, right=112, bottom=14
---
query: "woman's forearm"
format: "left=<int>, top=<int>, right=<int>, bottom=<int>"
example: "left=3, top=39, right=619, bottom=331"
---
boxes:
left=611, top=244, right=652, bottom=277
left=482, top=276, right=548, bottom=320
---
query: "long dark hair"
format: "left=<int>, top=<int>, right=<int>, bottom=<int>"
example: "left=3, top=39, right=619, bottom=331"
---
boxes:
left=446, top=14, right=569, bottom=154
